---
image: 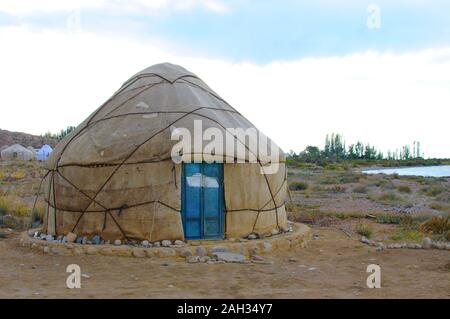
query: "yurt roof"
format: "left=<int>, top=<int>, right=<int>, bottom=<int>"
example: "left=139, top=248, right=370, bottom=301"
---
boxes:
left=39, top=144, right=53, bottom=151
left=3, top=144, right=34, bottom=154
left=46, top=63, right=283, bottom=169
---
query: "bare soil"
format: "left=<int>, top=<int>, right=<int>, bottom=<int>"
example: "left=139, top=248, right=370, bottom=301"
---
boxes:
left=1, top=226, right=448, bottom=299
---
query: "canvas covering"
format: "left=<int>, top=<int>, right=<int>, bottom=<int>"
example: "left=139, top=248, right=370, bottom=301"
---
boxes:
left=42, top=63, right=287, bottom=241
left=1, top=144, right=35, bottom=160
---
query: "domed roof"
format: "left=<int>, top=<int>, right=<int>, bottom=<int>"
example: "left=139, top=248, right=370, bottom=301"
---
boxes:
left=47, top=63, right=282, bottom=169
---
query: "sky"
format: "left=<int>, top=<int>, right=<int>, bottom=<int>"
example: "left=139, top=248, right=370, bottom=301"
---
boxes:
left=0, top=0, right=449, bottom=158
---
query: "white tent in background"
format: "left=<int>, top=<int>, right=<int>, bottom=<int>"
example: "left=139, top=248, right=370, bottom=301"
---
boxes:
left=0, top=144, right=35, bottom=160
left=37, top=144, right=53, bottom=161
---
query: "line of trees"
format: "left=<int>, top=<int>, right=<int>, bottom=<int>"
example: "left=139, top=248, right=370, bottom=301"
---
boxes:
left=289, top=133, right=424, bottom=163
left=42, top=126, right=76, bottom=141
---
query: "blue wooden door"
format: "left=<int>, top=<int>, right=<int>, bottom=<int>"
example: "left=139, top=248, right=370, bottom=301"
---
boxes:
left=182, top=163, right=224, bottom=239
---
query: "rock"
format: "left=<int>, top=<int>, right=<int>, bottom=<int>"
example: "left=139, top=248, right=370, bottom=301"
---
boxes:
left=313, top=234, right=319, bottom=240
left=271, top=228, right=279, bottom=235
left=86, top=241, right=92, bottom=245
left=33, top=231, right=39, bottom=238
left=39, top=233, right=46, bottom=240
left=360, top=236, right=370, bottom=244
left=156, top=248, right=176, bottom=258
left=414, top=244, right=422, bottom=249
left=75, top=237, right=83, bottom=244
left=393, top=243, right=402, bottom=249
left=199, top=256, right=211, bottom=263
left=161, top=240, right=171, bottom=247
left=2, top=215, right=17, bottom=228
left=111, top=246, right=132, bottom=257
left=153, top=241, right=161, bottom=247
left=180, top=248, right=192, bottom=257
left=141, top=240, right=150, bottom=248
left=288, top=256, right=298, bottom=262
left=406, top=243, right=416, bottom=249
left=86, top=246, right=98, bottom=255
left=145, top=249, right=155, bottom=258
left=105, top=240, right=110, bottom=245
left=81, top=274, right=90, bottom=279
left=422, top=237, right=432, bottom=249
left=196, top=245, right=206, bottom=257
left=81, top=237, right=87, bottom=245
left=43, top=246, right=50, bottom=254
left=239, top=238, right=249, bottom=242
left=251, top=255, right=264, bottom=261
left=263, top=241, right=272, bottom=253
left=210, top=245, right=229, bottom=253
left=248, top=233, right=257, bottom=240
left=446, top=244, right=450, bottom=251
left=186, top=256, right=200, bottom=263
left=100, top=247, right=113, bottom=256
left=114, top=239, right=122, bottom=246
left=436, top=242, right=446, bottom=250
left=91, top=235, right=101, bottom=245
left=45, top=234, right=54, bottom=242
left=174, top=240, right=184, bottom=246
left=57, top=235, right=63, bottom=241
left=376, top=246, right=383, bottom=252
left=62, top=236, right=68, bottom=244
left=212, top=252, right=246, bottom=263
left=132, top=248, right=146, bottom=258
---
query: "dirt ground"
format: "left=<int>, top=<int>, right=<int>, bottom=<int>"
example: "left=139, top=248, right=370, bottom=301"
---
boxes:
left=1, top=226, right=448, bottom=299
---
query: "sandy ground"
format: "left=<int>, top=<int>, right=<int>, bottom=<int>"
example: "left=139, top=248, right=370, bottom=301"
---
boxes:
left=1, top=227, right=448, bottom=299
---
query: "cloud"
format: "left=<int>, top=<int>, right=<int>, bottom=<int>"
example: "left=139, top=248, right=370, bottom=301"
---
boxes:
left=0, top=26, right=449, bottom=158
left=0, top=0, right=228, bottom=16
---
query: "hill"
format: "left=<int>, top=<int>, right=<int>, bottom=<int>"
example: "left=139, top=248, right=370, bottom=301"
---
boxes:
left=0, top=129, right=57, bottom=149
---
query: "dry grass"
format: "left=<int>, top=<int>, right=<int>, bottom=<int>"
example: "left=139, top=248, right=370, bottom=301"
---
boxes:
left=355, top=223, right=373, bottom=238
left=397, top=185, right=412, bottom=193
left=419, top=216, right=449, bottom=238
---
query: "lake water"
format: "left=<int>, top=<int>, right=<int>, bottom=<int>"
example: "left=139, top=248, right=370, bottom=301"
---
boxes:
left=362, top=165, right=450, bottom=177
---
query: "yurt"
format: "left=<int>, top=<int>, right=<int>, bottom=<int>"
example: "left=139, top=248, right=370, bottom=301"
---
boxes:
left=37, top=144, right=53, bottom=161
left=1, top=144, right=35, bottom=160
left=42, top=63, right=287, bottom=242
left=0, top=145, right=9, bottom=158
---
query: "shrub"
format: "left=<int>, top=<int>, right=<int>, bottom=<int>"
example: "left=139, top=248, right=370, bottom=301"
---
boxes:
left=10, top=170, right=26, bottom=180
left=376, top=214, right=403, bottom=224
left=397, top=185, right=411, bottom=193
left=390, top=229, right=423, bottom=241
left=424, top=186, right=445, bottom=197
left=338, top=174, right=361, bottom=184
left=355, top=223, right=373, bottom=238
left=327, top=185, right=347, bottom=193
left=419, top=216, right=449, bottom=235
left=0, top=197, right=12, bottom=216
left=353, top=185, right=368, bottom=194
left=378, top=191, right=400, bottom=202
left=289, top=181, right=309, bottom=191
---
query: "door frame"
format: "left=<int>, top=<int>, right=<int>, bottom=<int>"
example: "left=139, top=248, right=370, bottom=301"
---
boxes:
left=181, top=162, right=225, bottom=240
